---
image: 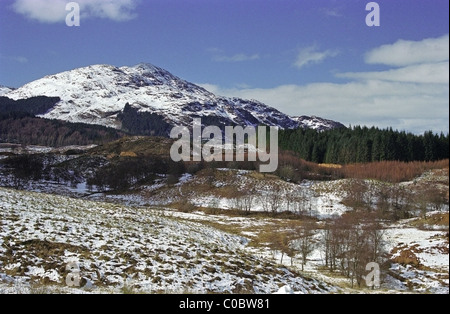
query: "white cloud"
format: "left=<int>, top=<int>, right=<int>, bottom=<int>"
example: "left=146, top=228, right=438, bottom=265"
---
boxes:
left=218, top=35, right=448, bottom=134
left=365, top=34, right=449, bottom=67
left=199, top=80, right=449, bottom=134
left=12, top=0, right=140, bottom=23
left=213, top=53, right=260, bottom=63
left=294, top=46, right=339, bottom=70
left=13, top=0, right=67, bottom=23
left=84, top=0, right=139, bottom=21
left=199, top=35, right=450, bottom=134
left=337, top=62, right=449, bottom=84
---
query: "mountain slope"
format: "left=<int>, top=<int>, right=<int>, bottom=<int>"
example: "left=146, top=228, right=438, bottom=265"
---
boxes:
left=5, top=63, right=342, bottom=133
left=0, top=187, right=336, bottom=294
left=0, top=86, right=14, bottom=96
left=293, top=115, right=346, bottom=131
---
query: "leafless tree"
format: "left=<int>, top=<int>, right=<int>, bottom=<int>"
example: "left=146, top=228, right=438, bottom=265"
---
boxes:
left=343, top=179, right=368, bottom=209
left=293, top=222, right=316, bottom=271
left=323, top=212, right=386, bottom=288
left=268, top=184, right=283, bottom=213
left=242, top=187, right=256, bottom=212
left=258, top=194, right=271, bottom=212
left=231, top=197, right=243, bottom=211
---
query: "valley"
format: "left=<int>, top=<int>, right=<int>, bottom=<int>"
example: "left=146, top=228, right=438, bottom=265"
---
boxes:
left=0, top=139, right=448, bottom=294
left=1, top=0, right=448, bottom=299
left=0, top=63, right=448, bottom=295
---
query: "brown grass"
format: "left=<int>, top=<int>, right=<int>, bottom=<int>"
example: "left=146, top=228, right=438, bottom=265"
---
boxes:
left=339, top=160, right=449, bottom=183
left=0, top=239, right=90, bottom=281
left=120, top=151, right=137, bottom=157
left=319, top=163, right=343, bottom=169
left=392, top=249, right=421, bottom=267
left=410, top=213, right=449, bottom=229
left=278, top=151, right=448, bottom=183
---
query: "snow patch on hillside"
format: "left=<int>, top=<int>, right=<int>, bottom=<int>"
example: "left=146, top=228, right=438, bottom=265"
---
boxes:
left=0, top=187, right=336, bottom=294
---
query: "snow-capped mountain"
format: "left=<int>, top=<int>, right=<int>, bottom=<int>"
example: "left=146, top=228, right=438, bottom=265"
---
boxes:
left=292, top=115, right=345, bottom=131
left=0, top=85, right=14, bottom=96
left=5, top=63, right=342, bottom=132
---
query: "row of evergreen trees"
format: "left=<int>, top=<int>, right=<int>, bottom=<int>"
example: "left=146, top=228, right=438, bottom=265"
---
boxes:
left=118, top=103, right=171, bottom=136
left=279, top=126, right=449, bottom=164
left=0, top=96, right=60, bottom=116
left=0, top=115, right=124, bottom=147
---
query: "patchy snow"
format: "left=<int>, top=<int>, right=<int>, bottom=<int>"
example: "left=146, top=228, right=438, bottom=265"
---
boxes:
left=386, top=227, right=448, bottom=271
left=292, top=115, right=345, bottom=131
left=5, top=63, right=299, bottom=130
left=176, top=173, right=193, bottom=186
left=274, top=285, right=295, bottom=294
left=384, top=221, right=449, bottom=294
left=0, top=187, right=336, bottom=294
left=187, top=177, right=351, bottom=218
left=0, top=144, right=96, bottom=155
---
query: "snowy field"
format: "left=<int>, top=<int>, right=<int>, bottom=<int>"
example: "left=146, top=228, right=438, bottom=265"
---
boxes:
left=0, top=188, right=335, bottom=294
left=385, top=216, right=449, bottom=294
left=0, top=165, right=448, bottom=294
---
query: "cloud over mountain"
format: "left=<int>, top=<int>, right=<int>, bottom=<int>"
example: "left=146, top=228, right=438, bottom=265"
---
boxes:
left=201, top=35, right=449, bottom=134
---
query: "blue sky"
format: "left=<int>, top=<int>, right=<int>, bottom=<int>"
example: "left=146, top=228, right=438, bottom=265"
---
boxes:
left=0, top=0, right=448, bottom=134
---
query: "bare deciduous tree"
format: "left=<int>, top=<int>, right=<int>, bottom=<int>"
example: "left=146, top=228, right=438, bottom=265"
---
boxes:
left=258, top=194, right=271, bottom=213
left=268, top=184, right=283, bottom=214
left=322, top=212, right=386, bottom=288
left=293, top=222, right=316, bottom=271
left=242, top=186, right=256, bottom=212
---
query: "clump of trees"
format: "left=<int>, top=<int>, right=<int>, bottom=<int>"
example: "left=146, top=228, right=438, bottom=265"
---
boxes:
left=321, top=212, right=386, bottom=288
left=2, top=155, right=44, bottom=189
left=262, top=212, right=386, bottom=288
left=0, top=116, right=124, bottom=147
left=87, top=156, right=185, bottom=192
left=0, top=96, right=60, bottom=116
left=290, top=221, right=316, bottom=271
left=118, top=103, right=171, bottom=136
left=279, top=126, right=449, bottom=164
left=340, top=177, right=449, bottom=220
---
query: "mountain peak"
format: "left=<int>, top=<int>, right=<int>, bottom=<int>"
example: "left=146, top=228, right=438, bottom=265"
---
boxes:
left=4, top=62, right=344, bottom=133
left=131, top=62, right=163, bottom=72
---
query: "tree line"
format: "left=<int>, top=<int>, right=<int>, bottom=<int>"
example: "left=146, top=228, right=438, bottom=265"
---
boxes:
left=0, top=96, right=125, bottom=147
left=118, top=103, right=171, bottom=136
left=0, top=115, right=124, bottom=147
left=279, top=126, right=449, bottom=164
left=0, top=96, right=60, bottom=116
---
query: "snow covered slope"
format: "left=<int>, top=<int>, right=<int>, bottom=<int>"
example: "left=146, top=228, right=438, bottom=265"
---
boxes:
left=0, top=187, right=336, bottom=294
left=5, top=63, right=342, bottom=131
left=0, top=86, right=13, bottom=96
left=293, top=115, right=346, bottom=131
